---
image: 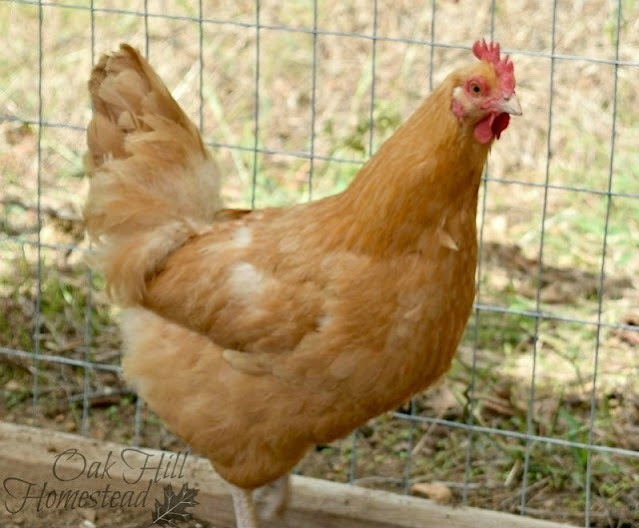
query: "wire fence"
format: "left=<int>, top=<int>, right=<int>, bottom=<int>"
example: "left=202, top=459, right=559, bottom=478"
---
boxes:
left=1, top=0, right=638, bottom=527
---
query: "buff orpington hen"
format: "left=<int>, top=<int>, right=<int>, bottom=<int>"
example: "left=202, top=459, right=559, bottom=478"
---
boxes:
left=83, top=40, right=521, bottom=527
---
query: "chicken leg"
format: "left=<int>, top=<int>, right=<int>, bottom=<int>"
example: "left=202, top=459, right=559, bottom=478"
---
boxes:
left=229, top=485, right=258, bottom=528
left=229, top=473, right=289, bottom=528
left=254, top=474, right=290, bottom=520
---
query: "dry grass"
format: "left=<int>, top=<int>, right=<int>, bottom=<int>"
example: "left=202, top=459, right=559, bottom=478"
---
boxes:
left=1, top=0, right=638, bottom=526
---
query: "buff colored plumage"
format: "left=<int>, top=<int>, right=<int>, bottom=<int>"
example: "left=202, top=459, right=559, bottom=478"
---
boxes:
left=84, top=42, right=520, bottom=527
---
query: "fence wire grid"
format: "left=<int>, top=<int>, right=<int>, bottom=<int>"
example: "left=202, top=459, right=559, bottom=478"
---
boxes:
left=1, top=0, right=638, bottom=527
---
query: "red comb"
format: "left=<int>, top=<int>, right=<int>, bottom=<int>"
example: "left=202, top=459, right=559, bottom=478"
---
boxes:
left=472, top=39, right=515, bottom=96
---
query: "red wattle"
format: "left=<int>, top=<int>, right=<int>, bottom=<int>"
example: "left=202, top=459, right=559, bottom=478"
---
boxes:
left=474, top=112, right=511, bottom=143
left=474, top=115, right=495, bottom=144
left=492, top=112, right=510, bottom=139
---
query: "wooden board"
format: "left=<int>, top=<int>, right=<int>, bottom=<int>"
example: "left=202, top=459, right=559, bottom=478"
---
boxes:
left=0, top=422, right=576, bottom=528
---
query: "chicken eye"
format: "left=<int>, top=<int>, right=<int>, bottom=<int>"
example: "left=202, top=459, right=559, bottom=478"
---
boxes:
left=470, top=82, right=481, bottom=95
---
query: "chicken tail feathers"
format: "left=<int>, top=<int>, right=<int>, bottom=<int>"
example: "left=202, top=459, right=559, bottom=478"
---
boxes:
left=83, top=44, right=222, bottom=305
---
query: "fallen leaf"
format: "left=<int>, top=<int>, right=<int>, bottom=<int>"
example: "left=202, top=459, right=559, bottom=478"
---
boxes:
left=411, top=481, right=453, bottom=504
left=5, top=380, right=21, bottom=391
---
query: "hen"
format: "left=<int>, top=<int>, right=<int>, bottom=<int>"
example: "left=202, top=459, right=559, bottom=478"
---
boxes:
left=84, top=40, right=520, bottom=527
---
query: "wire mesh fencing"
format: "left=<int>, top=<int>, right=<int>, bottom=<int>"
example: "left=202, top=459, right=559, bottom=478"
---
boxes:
left=1, top=0, right=638, bottom=527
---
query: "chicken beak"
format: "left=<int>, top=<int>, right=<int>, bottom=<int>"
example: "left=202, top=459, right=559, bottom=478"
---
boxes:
left=497, top=93, right=522, bottom=116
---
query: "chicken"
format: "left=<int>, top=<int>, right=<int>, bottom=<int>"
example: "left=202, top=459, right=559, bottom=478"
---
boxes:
left=83, top=40, right=520, bottom=527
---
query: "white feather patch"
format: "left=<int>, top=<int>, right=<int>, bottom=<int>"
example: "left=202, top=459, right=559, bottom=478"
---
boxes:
left=233, top=226, right=252, bottom=247
left=229, top=262, right=264, bottom=298
left=438, top=229, right=459, bottom=251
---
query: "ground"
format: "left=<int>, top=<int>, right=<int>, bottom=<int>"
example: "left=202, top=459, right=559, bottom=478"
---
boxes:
left=1, top=0, right=638, bottom=527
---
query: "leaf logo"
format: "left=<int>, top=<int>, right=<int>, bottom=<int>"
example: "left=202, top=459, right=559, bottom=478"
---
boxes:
left=151, top=483, right=199, bottom=528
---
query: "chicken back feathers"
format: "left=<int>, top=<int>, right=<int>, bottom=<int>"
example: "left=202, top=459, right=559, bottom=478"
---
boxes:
left=84, top=42, right=519, bottom=489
